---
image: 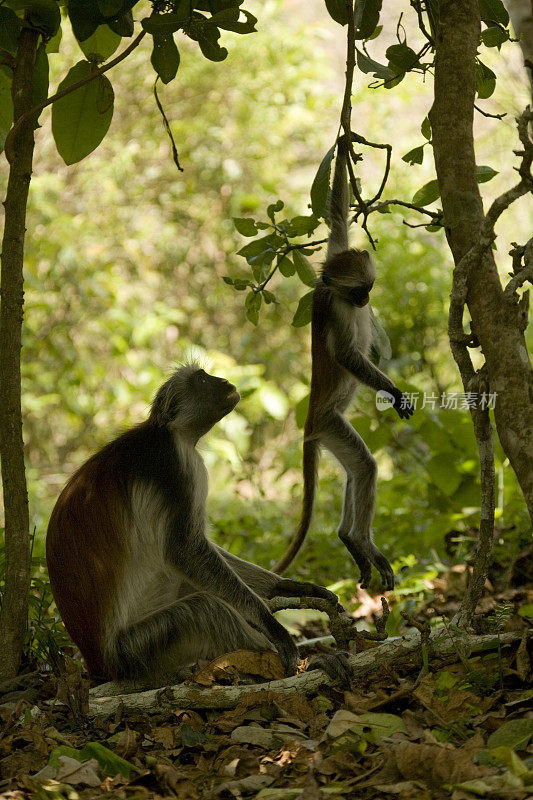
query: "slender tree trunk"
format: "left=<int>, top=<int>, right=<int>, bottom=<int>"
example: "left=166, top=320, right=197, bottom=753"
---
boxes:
left=429, top=1, right=533, bottom=527
left=0, top=26, right=39, bottom=681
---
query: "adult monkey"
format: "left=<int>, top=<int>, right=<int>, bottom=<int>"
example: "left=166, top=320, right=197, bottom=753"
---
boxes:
left=273, top=136, right=414, bottom=588
left=47, top=365, right=349, bottom=683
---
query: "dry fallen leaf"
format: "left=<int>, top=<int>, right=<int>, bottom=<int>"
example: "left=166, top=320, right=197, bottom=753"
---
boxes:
left=193, top=650, right=285, bottom=686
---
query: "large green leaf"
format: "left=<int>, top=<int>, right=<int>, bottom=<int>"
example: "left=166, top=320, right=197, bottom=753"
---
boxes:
left=67, top=0, right=102, bottom=41
left=325, top=0, right=349, bottom=25
left=310, top=143, right=336, bottom=217
left=52, top=61, right=114, bottom=164
left=479, top=0, right=509, bottom=26
left=292, top=290, right=314, bottom=327
left=386, top=43, right=418, bottom=71
left=141, top=8, right=189, bottom=35
left=412, top=179, right=440, bottom=207
left=234, top=217, right=258, bottom=237
left=475, top=60, right=496, bottom=99
left=6, top=0, right=60, bottom=35
left=356, top=48, right=394, bottom=80
left=151, top=33, right=180, bottom=83
left=293, top=249, right=316, bottom=286
left=426, top=453, right=461, bottom=496
left=354, top=0, right=382, bottom=40
left=79, top=25, right=121, bottom=62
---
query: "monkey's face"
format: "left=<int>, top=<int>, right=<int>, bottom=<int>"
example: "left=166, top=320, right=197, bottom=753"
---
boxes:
left=192, top=369, right=241, bottom=419
left=151, top=366, right=240, bottom=435
left=322, top=249, right=375, bottom=307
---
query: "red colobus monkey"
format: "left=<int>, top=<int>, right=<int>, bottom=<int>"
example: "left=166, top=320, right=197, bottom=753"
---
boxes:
left=47, top=365, right=347, bottom=682
left=273, top=137, right=414, bottom=588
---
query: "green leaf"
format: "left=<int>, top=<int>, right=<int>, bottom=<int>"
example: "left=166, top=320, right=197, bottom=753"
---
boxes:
left=79, top=25, right=121, bottom=62
left=355, top=713, right=406, bottom=742
left=479, top=0, right=509, bottom=26
left=354, top=0, right=382, bottom=40
left=311, top=143, right=336, bottom=217
left=97, top=0, right=124, bottom=14
left=151, top=33, right=180, bottom=83
left=325, top=0, right=349, bottom=26
left=49, top=743, right=137, bottom=779
left=278, top=255, right=295, bottom=277
left=107, top=10, right=133, bottom=37
left=402, top=145, right=424, bottom=165
left=32, top=43, right=49, bottom=115
left=67, top=0, right=102, bottom=42
left=6, top=0, right=60, bottom=35
left=211, top=8, right=257, bottom=33
left=293, top=249, right=316, bottom=286
left=292, top=290, right=314, bottom=327
left=0, top=66, right=13, bottom=153
left=412, top=179, right=440, bottom=207
left=386, top=42, right=418, bottom=71
left=481, top=25, right=509, bottom=49
left=52, top=61, right=114, bottom=164
left=487, top=719, right=533, bottom=752
left=141, top=9, right=189, bottom=35
left=421, top=116, right=431, bottom=140
left=518, top=604, right=533, bottom=618
left=237, top=234, right=278, bottom=261
left=285, top=215, right=318, bottom=237
left=195, top=22, right=228, bottom=62
left=475, top=60, right=496, bottom=99
left=245, top=290, right=261, bottom=325
left=234, top=217, right=258, bottom=237
left=267, top=199, right=284, bottom=221
left=426, top=453, right=461, bottom=496
left=476, top=164, right=498, bottom=183
left=356, top=48, right=394, bottom=80
left=295, top=393, right=310, bottom=428
left=0, top=7, right=21, bottom=54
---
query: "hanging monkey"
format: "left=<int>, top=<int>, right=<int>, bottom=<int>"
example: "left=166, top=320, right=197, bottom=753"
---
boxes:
left=273, top=137, right=414, bottom=589
left=47, top=365, right=351, bottom=683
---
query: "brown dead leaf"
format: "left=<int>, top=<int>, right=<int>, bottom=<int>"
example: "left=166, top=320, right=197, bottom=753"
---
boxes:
left=151, top=725, right=176, bottom=749
left=515, top=632, right=531, bottom=682
left=392, top=733, right=492, bottom=787
left=214, top=690, right=315, bottom=733
left=113, top=727, right=138, bottom=761
left=414, top=675, right=491, bottom=722
left=55, top=657, right=90, bottom=718
left=55, top=755, right=101, bottom=787
left=193, top=650, right=284, bottom=686
left=175, top=709, right=205, bottom=731
left=373, top=781, right=432, bottom=798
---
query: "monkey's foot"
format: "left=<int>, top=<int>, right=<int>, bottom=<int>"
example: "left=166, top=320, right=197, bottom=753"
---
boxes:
left=307, top=652, right=352, bottom=687
left=270, top=578, right=343, bottom=610
left=341, top=536, right=394, bottom=592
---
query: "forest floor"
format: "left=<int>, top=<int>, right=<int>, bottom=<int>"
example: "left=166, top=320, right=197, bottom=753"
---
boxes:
left=1, top=554, right=532, bottom=800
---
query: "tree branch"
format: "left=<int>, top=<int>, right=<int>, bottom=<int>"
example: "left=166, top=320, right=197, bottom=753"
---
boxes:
left=83, top=630, right=527, bottom=715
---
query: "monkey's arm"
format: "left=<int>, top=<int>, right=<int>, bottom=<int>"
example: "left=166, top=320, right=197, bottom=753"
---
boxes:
left=333, top=341, right=414, bottom=419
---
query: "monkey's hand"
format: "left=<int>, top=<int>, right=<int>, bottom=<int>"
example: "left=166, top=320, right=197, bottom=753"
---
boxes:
left=268, top=579, right=344, bottom=612
left=391, top=388, right=414, bottom=420
left=306, top=652, right=352, bottom=688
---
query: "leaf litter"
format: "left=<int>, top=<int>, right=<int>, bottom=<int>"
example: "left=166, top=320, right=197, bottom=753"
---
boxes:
left=1, top=563, right=532, bottom=800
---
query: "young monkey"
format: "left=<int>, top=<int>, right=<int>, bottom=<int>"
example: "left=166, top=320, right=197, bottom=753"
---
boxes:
left=273, top=136, right=414, bottom=589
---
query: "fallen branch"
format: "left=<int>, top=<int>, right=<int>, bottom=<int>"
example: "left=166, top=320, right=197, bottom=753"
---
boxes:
left=85, top=629, right=527, bottom=716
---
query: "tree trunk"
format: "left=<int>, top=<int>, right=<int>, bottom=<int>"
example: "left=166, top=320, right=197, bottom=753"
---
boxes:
left=429, top=1, right=533, bottom=526
left=0, top=26, right=39, bottom=681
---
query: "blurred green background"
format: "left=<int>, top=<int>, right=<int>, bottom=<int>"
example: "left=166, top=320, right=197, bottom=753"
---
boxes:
left=1, top=1, right=531, bottom=613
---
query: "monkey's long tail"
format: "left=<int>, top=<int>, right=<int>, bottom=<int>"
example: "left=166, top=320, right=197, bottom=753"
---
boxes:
left=272, top=437, right=319, bottom=574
